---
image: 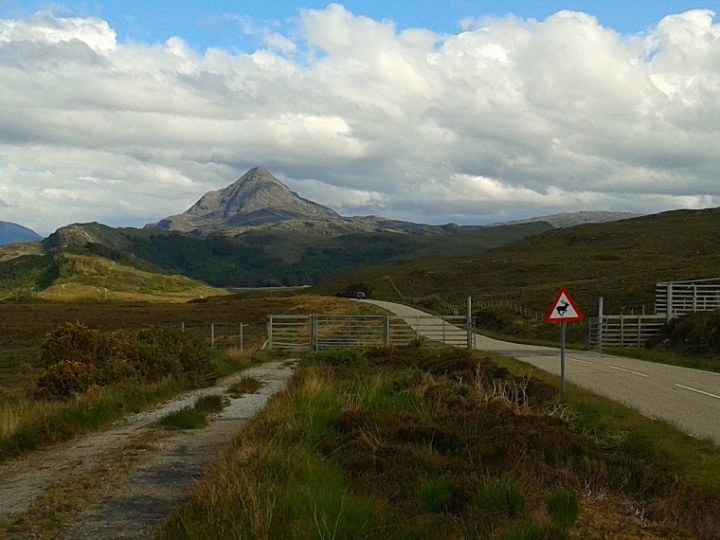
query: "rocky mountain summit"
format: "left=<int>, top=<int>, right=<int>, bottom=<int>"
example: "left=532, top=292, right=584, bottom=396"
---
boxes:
left=151, top=167, right=340, bottom=233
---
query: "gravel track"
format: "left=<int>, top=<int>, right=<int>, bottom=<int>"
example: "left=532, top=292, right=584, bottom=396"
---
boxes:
left=0, top=360, right=295, bottom=539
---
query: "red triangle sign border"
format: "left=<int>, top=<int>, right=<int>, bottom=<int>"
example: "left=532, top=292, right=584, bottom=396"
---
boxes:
left=545, top=287, right=583, bottom=323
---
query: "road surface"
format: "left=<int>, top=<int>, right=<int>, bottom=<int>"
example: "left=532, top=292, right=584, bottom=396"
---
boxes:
left=364, top=299, right=720, bottom=445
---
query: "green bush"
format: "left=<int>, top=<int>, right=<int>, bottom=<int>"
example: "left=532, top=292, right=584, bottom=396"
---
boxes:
left=301, top=348, right=368, bottom=366
left=650, top=310, right=720, bottom=357
left=32, top=323, right=212, bottom=400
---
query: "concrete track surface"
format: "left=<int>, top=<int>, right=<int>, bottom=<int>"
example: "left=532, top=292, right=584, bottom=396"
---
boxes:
left=364, top=300, right=720, bottom=445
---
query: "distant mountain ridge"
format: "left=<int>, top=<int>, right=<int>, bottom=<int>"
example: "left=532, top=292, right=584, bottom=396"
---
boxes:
left=149, top=167, right=640, bottom=237
left=0, top=221, right=42, bottom=245
left=498, top=211, right=640, bottom=228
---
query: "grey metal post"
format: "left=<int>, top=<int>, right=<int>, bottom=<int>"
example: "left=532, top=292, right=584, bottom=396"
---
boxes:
left=667, top=283, right=673, bottom=322
left=597, top=297, right=604, bottom=351
left=383, top=316, right=390, bottom=346
left=267, top=316, right=273, bottom=350
left=466, top=296, right=473, bottom=350
left=560, top=322, right=566, bottom=393
left=240, top=323, right=245, bottom=352
left=620, top=314, right=625, bottom=348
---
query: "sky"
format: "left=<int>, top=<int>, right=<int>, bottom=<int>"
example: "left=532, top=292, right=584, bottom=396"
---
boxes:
left=0, top=1, right=719, bottom=235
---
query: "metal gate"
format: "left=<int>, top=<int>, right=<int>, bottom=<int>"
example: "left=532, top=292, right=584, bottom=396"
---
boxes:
left=588, top=314, right=667, bottom=350
left=267, top=314, right=471, bottom=352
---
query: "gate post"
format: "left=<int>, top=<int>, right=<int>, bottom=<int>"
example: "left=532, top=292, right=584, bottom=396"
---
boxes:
left=466, top=296, right=473, bottom=350
left=383, top=316, right=390, bottom=346
left=267, top=316, right=273, bottom=350
left=597, top=297, right=604, bottom=352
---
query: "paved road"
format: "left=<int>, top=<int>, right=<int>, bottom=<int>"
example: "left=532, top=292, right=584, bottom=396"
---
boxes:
left=364, top=300, right=720, bottom=445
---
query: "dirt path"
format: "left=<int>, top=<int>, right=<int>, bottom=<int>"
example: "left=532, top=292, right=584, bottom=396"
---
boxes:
left=0, top=360, right=295, bottom=540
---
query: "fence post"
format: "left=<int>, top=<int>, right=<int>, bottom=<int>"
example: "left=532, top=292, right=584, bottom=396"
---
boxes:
left=667, top=283, right=673, bottom=322
left=597, top=297, right=604, bottom=352
left=267, top=316, right=273, bottom=350
left=211, top=323, right=215, bottom=347
left=466, top=296, right=473, bottom=350
left=181, top=322, right=185, bottom=332
left=311, top=315, right=317, bottom=351
left=240, top=323, right=245, bottom=352
left=383, top=316, right=390, bottom=346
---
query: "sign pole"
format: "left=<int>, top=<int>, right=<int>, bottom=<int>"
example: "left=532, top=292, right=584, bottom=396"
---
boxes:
left=560, top=322, right=566, bottom=393
left=545, top=288, right=583, bottom=395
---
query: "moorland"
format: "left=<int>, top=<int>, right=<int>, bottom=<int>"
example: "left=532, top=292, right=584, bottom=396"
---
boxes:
left=3, top=170, right=720, bottom=537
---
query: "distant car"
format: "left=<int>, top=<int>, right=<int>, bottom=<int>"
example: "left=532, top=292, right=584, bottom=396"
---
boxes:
left=356, top=291, right=366, bottom=299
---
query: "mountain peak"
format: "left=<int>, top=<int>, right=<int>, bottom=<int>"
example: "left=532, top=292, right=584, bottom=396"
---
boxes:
left=152, top=167, right=340, bottom=233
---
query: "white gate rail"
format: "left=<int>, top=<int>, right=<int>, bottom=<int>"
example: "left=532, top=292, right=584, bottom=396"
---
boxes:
left=588, top=314, right=667, bottom=349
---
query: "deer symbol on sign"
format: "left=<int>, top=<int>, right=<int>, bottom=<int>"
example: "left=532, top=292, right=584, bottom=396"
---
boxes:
left=556, top=300, right=570, bottom=317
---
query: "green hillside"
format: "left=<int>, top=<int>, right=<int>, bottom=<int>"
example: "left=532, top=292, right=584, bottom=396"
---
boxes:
left=0, top=249, right=223, bottom=303
left=312, top=207, right=720, bottom=317
left=38, top=221, right=552, bottom=288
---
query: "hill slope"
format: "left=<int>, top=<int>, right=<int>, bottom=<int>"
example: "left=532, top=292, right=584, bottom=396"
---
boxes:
left=40, top=219, right=553, bottom=288
left=313, top=207, right=720, bottom=316
left=0, top=221, right=42, bottom=245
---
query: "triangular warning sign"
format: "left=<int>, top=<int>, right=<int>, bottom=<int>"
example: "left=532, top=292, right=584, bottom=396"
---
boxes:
left=545, top=288, right=583, bottom=323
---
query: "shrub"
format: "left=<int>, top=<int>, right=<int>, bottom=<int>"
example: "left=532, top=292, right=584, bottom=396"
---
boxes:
left=302, top=348, right=368, bottom=367
left=650, top=310, right=720, bottom=357
left=33, top=324, right=212, bottom=400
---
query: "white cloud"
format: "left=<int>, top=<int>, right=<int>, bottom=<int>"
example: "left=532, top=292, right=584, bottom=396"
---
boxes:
left=0, top=6, right=719, bottom=235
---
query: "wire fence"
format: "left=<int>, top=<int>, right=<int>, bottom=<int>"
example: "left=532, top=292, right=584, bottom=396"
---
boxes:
left=383, top=275, right=546, bottom=320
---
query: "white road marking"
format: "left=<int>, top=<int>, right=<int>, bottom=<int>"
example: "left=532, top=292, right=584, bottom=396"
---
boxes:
left=569, top=357, right=649, bottom=377
left=675, top=384, right=720, bottom=401
left=605, top=364, right=650, bottom=378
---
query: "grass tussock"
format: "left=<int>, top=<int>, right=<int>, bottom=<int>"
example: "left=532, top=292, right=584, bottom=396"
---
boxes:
left=227, top=377, right=264, bottom=398
left=157, top=343, right=719, bottom=540
left=155, top=394, right=226, bottom=430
